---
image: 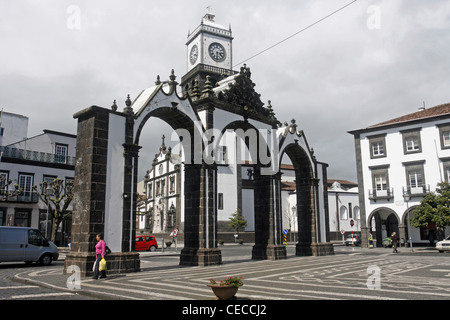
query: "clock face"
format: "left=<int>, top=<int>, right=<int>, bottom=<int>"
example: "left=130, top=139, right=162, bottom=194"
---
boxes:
left=190, top=45, right=198, bottom=65
left=208, top=42, right=226, bottom=62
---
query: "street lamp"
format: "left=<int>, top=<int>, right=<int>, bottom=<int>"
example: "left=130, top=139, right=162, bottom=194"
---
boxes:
left=403, top=193, right=414, bottom=252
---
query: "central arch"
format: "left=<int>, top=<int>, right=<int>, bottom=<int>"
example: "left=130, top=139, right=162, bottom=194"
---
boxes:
left=65, top=68, right=333, bottom=276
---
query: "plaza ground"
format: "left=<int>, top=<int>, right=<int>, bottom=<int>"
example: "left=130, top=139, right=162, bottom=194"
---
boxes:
left=3, top=243, right=449, bottom=301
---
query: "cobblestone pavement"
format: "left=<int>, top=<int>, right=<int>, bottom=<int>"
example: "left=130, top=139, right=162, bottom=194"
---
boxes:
left=6, top=246, right=450, bottom=301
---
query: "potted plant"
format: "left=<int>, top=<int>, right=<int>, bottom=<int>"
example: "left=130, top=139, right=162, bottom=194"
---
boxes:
left=207, top=276, right=244, bottom=300
left=218, top=240, right=225, bottom=246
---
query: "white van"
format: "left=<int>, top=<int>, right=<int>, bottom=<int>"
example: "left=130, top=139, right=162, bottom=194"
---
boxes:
left=0, top=226, right=59, bottom=266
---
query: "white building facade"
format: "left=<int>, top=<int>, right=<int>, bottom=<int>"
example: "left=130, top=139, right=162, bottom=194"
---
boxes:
left=0, top=111, right=75, bottom=245
left=349, top=103, right=450, bottom=247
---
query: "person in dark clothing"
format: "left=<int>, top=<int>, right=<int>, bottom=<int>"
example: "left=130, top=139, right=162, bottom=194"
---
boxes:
left=391, top=232, right=399, bottom=253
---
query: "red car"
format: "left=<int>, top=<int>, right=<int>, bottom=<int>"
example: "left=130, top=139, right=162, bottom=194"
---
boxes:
left=135, top=235, right=158, bottom=251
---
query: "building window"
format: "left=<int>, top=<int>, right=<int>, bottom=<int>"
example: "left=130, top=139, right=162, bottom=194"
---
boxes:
left=353, top=206, right=360, bottom=220
left=369, top=165, right=391, bottom=200
left=148, top=182, right=153, bottom=199
left=339, top=206, right=348, bottom=220
left=218, top=146, right=227, bottom=164
left=169, top=176, right=175, bottom=193
left=437, top=123, right=450, bottom=149
left=401, top=129, right=422, bottom=154
left=443, top=131, right=450, bottom=148
left=43, top=175, right=57, bottom=186
left=55, top=144, right=68, bottom=163
left=403, top=161, right=427, bottom=196
left=18, top=173, right=33, bottom=198
left=368, top=134, right=387, bottom=159
left=14, top=210, right=31, bottom=227
left=443, top=160, right=450, bottom=183
left=372, top=142, right=384, bottom=157
left=0, top=171, right=9, bottom=194
left=0, top=208, right=5, bottom=226
left=218, top=193, right=224, bottom=210
left=374, top=174, right=387, bottom=193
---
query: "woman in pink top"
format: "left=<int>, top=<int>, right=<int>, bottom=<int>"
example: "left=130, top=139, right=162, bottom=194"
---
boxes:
left=92, top=233, right=106, bottom=279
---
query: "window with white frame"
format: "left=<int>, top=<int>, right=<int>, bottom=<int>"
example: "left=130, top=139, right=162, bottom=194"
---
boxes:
left=370, top=165, right=390, bottom=198
left=18, top=173, right=33, bottom=197
left=55, top=144, right=68, bottom=163
left=404, top=161, right=426, bottom=195
left=372, top=142, right=384, bottom=156
left=406, top=137, right=420, bottom=151
left=444, top=131, right=450, bottom=147
left=374, top=174, right=387, bottom=192
left=401, top=129, right=422, bottom=154
left=0, top=171, right=8, bottom=194
left=408, top=170, right=423, bottom=188
left=437, top=123, right=450, bottom=149
left=368, top=134, right=387, bottom=159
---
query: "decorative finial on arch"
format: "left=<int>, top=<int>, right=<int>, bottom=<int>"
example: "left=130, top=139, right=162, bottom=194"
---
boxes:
left=155, top=75, right=161, bottom=85
left=169, top=69, right=177, bottom=82
left=111, top=100, right=118, bottom=112
left=123, top=94, right=133, bottom=114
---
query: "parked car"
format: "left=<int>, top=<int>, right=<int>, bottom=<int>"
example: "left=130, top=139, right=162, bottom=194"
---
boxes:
left=345, top=234, right=361, bottom=246
left=135, top=235, right=158, bottom=251
left=0, top=226, right=58, bottom=266
left=436, top=235, right=450, bottom=253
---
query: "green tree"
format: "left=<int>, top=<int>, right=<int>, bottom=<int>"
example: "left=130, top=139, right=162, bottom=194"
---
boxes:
left=34, top=178, right=74, bottom=243
left=411, top=182, right=450, bottom=240
left=228, top=208, right=247, bottom=236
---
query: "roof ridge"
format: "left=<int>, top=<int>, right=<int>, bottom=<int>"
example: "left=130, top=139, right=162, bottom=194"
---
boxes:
left=368, top=102, right=450, bottom=129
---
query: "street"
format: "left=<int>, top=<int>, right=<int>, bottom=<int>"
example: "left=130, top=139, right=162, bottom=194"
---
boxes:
left=1, top=244, right=449, bottom=301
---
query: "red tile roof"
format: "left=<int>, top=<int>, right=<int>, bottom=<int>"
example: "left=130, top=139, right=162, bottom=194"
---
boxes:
left=368, top=102, right=450, bottom=129
left=349, top=102, right=450, bottom=135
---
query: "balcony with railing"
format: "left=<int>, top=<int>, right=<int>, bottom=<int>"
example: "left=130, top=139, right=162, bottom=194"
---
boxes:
left=0, top=146, right=75, bottom=166
left=368, top=187, right=394, bottom=201
left=0, top=190, right=39, bottom=203
left=402, top=184, right=430, bottom=198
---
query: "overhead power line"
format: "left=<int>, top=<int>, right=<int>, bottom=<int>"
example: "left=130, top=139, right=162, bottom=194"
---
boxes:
left=233, top=0, right=358, bottom=68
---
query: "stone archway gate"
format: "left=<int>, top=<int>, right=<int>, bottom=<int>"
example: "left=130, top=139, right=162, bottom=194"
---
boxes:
left=64, top=68, right=333, bottom=277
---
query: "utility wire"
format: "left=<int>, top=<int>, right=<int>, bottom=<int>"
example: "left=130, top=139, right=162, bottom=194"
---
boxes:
left=233, top=0, right=358, bottom=68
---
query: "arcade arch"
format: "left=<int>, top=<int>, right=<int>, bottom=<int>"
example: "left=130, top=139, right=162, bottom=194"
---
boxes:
left=368, top=207, right=400, bottom=247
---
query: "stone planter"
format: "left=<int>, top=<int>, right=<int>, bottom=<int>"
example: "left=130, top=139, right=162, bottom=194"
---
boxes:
left=207, top=284, right=241, bottom=300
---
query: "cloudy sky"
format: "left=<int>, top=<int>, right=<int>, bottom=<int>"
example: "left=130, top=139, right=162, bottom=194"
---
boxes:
left=1, top=0, right=449, bottom=181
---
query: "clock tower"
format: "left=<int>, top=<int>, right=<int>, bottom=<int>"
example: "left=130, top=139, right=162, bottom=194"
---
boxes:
left=181, top=13, right=236, bottom=94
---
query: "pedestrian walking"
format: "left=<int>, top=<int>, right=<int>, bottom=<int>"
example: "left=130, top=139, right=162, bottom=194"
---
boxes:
left=391, top=232, right=399, bottom=253
left=92, top=233, right=106, bottom=279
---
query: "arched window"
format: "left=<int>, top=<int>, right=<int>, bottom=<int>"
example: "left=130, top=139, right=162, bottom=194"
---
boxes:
left=340, top=206, right=348, bottom=220
left=354, top=206, right=360, bottom=220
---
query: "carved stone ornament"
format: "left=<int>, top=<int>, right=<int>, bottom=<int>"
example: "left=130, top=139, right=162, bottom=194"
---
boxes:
left=216, top=64, right=280, bottom=126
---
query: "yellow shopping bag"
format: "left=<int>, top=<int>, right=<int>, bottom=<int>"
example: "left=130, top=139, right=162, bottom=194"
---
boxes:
left=99, top=258, right=107, bottom=271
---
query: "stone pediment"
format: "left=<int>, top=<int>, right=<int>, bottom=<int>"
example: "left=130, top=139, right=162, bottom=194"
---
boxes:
left=215, top=65, right=280, bottom=126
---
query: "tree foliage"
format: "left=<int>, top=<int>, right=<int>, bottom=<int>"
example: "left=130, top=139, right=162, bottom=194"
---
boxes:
left=411, top=182, right=450, bottom=233
left=228, top=208, right=247, bottom=235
